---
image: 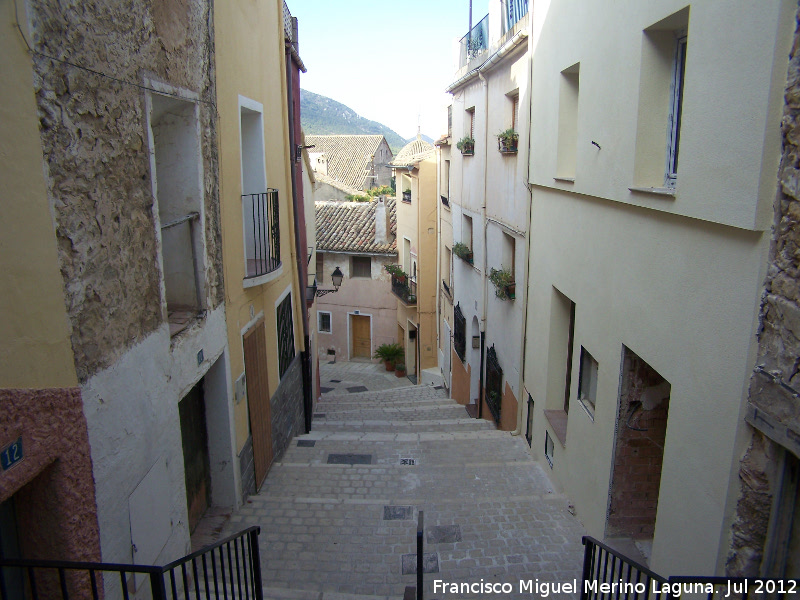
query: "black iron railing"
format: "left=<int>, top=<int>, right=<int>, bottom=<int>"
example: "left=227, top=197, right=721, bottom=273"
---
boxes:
left=581, top=536, right=668, bottom=600
left=243, top=190, right=280, bottom=279
left=0, top=527, right=263, bottom=600
left=454, top=303, right=466, bottom=361
left=391, top=274, right=417, bottom=305
left=485, top=345, right=502, bottom=424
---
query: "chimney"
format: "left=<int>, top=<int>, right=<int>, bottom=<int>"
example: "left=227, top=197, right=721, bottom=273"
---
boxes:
left=375, top=196, right=390, bottom=245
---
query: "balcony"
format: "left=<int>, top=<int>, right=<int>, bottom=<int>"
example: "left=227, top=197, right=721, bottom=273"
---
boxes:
left=391, top=274, right=417, bottom=306
left=458, top=14, right=488, bottom=67
left=242, top=190, right=281, bottom=280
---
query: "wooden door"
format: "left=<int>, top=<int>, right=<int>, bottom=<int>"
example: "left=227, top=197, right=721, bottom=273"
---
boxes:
left=243, top=319, right=273, bottom=490
left=179, top=381, right=210, bottom=532
left=351, top=315, right=371, bottom=358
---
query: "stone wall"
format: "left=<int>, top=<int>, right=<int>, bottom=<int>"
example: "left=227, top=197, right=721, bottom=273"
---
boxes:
left=28, top=0, right=223, bottom=382
left=270, top=354, right=305, bottom=461
left=726, top=2, right=800, bottom=576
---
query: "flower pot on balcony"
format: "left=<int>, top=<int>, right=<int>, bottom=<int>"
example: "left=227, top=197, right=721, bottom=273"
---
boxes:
left=456, top=137, right=475, bottom=156
left=402, top=190, right=411, bottom=203
left=505, top=283, right=516, bottom=300
left=498, top=137, right=518, bottom=153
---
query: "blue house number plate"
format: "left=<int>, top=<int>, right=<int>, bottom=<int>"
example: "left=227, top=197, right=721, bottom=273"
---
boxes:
left=1, top=437, right=23, bottom=471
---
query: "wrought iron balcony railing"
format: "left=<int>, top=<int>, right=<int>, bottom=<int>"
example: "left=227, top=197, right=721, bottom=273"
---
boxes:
left=242, top=190, right=281, bottom=279
left=458, top=14, right=488, bottom=67
left=391, top=274, right=417, bottom=305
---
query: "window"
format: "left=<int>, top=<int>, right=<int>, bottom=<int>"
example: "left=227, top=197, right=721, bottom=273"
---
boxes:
left=447, top=105, right=453, bottom=137
left=665, top=33, right=687, bottom=188
left=442, top=159, right=450, bottom=203
left=148, top=92, right=205, bottom=332
left=443, top=246, right=453, bottom=296
left=316, top=252, right=324, bottom=284
left=545, top=431, right=554, bottom=468
left=502, top=231, right=515, bottom=275
left=454, top=303, right=466, bottom=361
left=547, top=287, right=576, bottom=415
left=467, top=107, right=475, bottom=139
left=318, top=311, right=332, bottom=334
left=351, top=256, right=371, bottom=278
left=525, top=394, right=534, bottom=447
left=556, top=63, right=580, bottom=179
left=276, top=293, right=295, bottom=378
left=509, top=91, right=520, bottom=131
left=578, top=347, right=598, bottom=416
left=463, top=214, right=473, bottom=250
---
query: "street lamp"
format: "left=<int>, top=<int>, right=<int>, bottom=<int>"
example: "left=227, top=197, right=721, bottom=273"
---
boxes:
left=315, top=266, right=344, bottom=297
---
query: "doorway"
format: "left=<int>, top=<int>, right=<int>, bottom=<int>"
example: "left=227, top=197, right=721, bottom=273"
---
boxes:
left=407, top=321, right=418, bottom=380
left=243, top=318, right=273, bottom=491
left=350, top=314, right=371, bottom=359
left=179, top=380, right=211, bottom=533
left=607, top=347, right=670, bottom=555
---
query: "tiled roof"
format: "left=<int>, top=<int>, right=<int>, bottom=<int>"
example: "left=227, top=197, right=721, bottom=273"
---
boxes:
left=314, top=171, right=361, bottom=196
left=306, top=135, right=389, bottom=191
left=390, top=136, right=435, bottom=167
left=316, top=197, right=397, bottom=255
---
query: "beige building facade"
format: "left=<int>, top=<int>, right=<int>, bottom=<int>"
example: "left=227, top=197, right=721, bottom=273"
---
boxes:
left=522, top=0, right=795, bottom=576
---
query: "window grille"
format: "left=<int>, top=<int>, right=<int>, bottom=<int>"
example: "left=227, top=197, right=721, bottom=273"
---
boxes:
left=486, top=345, right=503, bottom=424
left=277, top=294, right=295, bottom=378
left=454, top=303, right=466, bottom=361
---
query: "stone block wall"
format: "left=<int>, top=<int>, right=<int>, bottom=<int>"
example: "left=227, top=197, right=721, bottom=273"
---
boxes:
left=270, top=355, right=305, bottom=462
left=726, top=2, right=800, bottom=576
left=28, top=0, right=223, bottom=382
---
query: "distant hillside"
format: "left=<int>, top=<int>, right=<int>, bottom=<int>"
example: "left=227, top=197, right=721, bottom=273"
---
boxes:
left=300, top=89, right=432, bottom=154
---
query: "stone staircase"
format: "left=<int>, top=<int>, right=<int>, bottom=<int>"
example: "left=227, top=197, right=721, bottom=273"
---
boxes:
left=222, top=383, right=586, bottom=600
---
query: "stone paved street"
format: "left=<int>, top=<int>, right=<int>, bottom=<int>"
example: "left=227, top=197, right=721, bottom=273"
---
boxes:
left=220, top=362, right=587, bottom=600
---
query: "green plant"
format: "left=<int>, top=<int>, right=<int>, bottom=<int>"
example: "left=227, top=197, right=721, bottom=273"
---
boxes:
left=345, top=193, right=370, bottom=202
left=384, top=264, right=407, bottom=278
left=395, top=363, right=406, bottom=372
left=456, top=137, right=475, bottom=152
left=497, top=128, right=518, bottom=143
left=403, top=188, right=411, bottom=194
left=453, top=242, right=473, bottom=261
left=367, top=185, right=394, bottom=197
left=489, top=267, right=515, bottom=299
left=373, top=342, right=404, bottom=363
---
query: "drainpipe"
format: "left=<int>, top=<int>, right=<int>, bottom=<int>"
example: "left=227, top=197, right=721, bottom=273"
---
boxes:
left=285, top=43, right=313, bottom=434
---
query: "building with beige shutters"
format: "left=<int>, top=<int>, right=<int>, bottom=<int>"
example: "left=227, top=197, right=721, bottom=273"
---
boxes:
left=389, top=137, right=441, bottom=384
left=315, top=198, right=399, bottom=363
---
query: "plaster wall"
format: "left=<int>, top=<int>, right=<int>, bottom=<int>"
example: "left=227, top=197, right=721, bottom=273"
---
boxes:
left=0, top=1, right=77, bottom=389
left=28, top=0, right=224, bottom=383
left=81, top=305, right=236, bottom=566
left=523, top=188, right=768, bottom=575
left=528, top=0, right=795, bottom=231
left=438, top=144, right=455, bottom=390
left=315, top=253, right=397, bottom=361
left=214, top=0, right=302, bottom=454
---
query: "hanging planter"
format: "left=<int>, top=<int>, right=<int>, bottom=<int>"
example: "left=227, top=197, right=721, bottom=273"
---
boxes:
left=453, top=242, right=474, bottom=265
left=456, top=137, right=475, bottom=156
left=497, top=129, right=519, bottom=154
left=489, top=267, right=515, bottom=300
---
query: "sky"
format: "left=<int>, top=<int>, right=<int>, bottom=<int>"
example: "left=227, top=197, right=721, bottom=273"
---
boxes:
left=290, top=0, right=490, bottom=141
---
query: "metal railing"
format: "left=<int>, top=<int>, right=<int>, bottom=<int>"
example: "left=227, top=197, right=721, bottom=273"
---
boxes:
left=506, top=0, right=528, bottom=31
left=580, top=536, right=668, bottom=600
left=391, top=274, right=417, bottom=305
left=458, top=14, right=488, bottom=67
left=0, top=527, right=263, bottom=600
left=243, top=190, right=281, bottom=279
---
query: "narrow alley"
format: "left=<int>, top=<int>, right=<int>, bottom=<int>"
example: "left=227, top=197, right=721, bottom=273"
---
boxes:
left=216, top=362, right=586, bottom=599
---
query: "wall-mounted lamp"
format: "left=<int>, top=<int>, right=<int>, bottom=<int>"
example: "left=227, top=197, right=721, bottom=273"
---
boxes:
left=315, top=266, right=344, bottom=297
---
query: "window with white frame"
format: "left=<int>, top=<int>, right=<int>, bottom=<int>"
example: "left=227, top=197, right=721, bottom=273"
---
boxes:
left=318, top=311, right=332, bottom=334
left=665, top=32, right=687, bottom=188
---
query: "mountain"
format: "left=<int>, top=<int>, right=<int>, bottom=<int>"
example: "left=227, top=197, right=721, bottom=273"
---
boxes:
left=300, top=89, right=432, bottom=154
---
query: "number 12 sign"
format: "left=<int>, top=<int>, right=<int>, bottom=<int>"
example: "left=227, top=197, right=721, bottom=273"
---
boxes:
left=1, top=437, right=23, bottom=471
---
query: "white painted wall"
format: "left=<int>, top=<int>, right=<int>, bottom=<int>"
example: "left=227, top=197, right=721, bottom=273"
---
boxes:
left=523, top=0, right=795, bottom=576
left=82, top=305, right=237, bottom=567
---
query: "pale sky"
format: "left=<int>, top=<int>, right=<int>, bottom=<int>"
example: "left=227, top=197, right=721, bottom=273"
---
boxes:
left=290, top=0, right=490, bottom=141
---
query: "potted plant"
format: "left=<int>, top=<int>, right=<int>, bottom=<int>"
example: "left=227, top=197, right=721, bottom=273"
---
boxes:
left=489, top=267, right=515, bottom=300
left=497, top=128, right=519, bottom=153
left=384, top=264, right=408, bottom=282
left=374, top=343, right=404, bottom=371
left=402, top=188, right=412, bottom=203
left=453, top=242, right=474, bottom=265
left=456, top=136, right=475, bottom=155
left=395, top=363, right=407, bottom=377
